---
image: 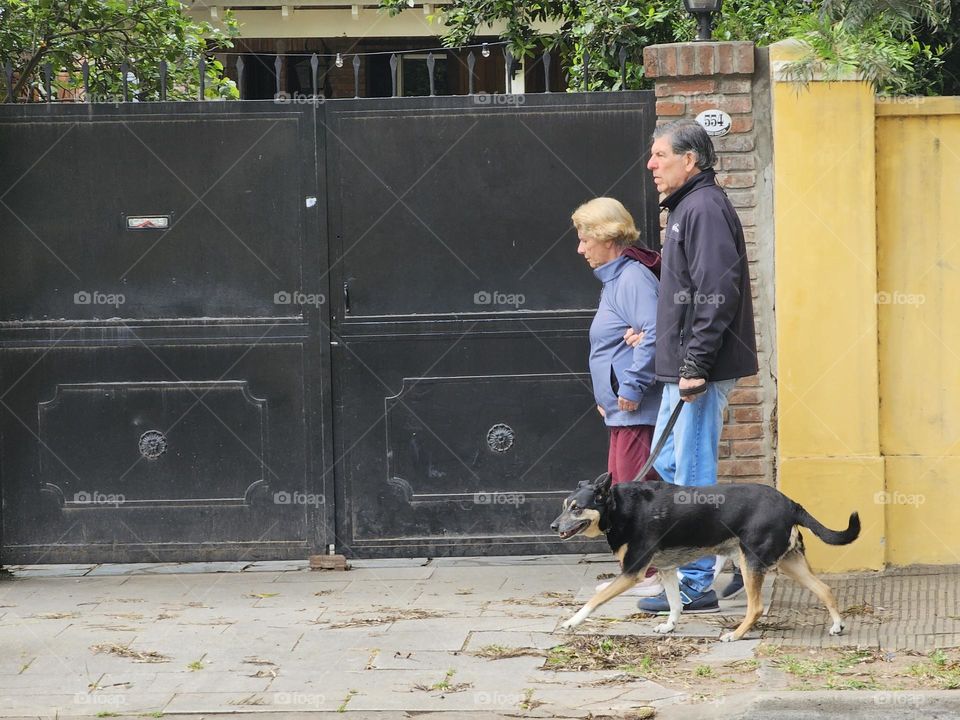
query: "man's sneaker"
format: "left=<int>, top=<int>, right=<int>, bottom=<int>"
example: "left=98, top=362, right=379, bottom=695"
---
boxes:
left=595, top=574, right=663, bottom=598
left=635, top=588, right=720, bottom=615
left=719, top=570, right=745, bottom=600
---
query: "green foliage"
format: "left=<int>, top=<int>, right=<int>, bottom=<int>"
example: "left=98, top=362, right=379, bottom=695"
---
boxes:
left=378, top=0, right=955, bottom=95
left=713, top=0, right=814, bottom=45
left=779, top=0, right=951, bottom=95
left=0, top=0, right=239, bottom=102
left=565, top=1, right=681, bottom=91
left=381, top=0, right=680, bottom=89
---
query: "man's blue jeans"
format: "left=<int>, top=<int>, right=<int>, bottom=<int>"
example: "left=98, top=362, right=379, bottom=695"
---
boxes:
left=652, top=379, right=737, bottom=595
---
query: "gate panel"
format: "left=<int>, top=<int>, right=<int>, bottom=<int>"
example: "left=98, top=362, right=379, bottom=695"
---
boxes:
left=0, top=103, right=331, bottom=563
left=325, top=93, right=658, bottom=557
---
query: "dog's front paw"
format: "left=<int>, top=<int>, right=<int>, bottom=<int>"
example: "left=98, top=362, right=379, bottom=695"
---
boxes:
left=720, top=631, right=737, bottom=643
left=560, top=606, right=591, bottom=631
left=653, top=622, right=676, bottom=634
left=829, top=621, right=844, bottom=636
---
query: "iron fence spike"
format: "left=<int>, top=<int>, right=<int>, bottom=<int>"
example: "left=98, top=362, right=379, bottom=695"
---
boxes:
left=467, top=51, right=476, bottom=95
left=353, top=54, right=361, bottom=98
left=543, top=50, right=552, bottom=93
left=390, top=54, right=398, bottom=97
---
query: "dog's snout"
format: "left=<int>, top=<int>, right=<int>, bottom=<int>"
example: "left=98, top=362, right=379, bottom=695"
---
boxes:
left=550, top=520, right=559, bottom=532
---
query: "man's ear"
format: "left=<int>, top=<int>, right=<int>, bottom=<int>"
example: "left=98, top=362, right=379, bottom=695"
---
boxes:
left=592, top=472, right=612, bottom=494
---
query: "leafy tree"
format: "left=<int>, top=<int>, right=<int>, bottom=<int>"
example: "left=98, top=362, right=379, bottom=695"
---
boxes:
left=0, top=0, right=238, bottom=102
left=380, top=0, right=954, bottom=95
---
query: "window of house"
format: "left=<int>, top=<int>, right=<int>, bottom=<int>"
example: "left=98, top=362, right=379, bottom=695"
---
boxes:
left=400, top=54, right=450, bottom=96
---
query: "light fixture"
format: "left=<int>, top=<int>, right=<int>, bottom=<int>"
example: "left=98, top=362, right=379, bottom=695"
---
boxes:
left=335, top=52, right=344, bottom=68
left=481, top=43, right=490, bottom=58
left=683, top=0, right=722, bottom=42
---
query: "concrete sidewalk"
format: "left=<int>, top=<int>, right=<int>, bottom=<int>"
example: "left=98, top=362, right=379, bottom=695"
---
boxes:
left=0, top=556, right=957, bottom=719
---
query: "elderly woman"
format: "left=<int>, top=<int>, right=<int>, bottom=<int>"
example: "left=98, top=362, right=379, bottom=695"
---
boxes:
left=572, top=197, right=664, bottom=595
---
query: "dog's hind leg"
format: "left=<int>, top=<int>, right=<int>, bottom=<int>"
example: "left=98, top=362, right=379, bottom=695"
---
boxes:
left=653, top=570, right=682, bottom=634
left=720, top=550, right=765, bottom=642
left=776, top=549, right=844, bottom=636
left=560, top=569, right=646, bottom=630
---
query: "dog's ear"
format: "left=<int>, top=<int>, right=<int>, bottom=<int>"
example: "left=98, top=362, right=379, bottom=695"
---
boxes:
left=592, top=472, right=612, bottom=494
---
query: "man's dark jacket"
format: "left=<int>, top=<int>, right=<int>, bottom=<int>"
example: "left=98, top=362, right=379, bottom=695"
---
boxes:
left=655, top=169, right=758, bottom=383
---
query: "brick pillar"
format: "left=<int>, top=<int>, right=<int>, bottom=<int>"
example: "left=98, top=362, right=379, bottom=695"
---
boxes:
left=642, top=41, right=775, bottom=487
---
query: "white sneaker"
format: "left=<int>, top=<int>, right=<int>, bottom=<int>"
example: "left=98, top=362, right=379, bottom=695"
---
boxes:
left=595, top=575, right=664, bottom=598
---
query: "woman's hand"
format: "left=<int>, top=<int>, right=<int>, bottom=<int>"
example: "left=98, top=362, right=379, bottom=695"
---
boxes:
left=623, top=327, right=645, bottom=347
left=617, top=397, right=639, bottom=412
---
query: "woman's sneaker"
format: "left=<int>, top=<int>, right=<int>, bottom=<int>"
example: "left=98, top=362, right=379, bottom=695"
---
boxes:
left=595, top=573, right=663, bottom=598
left=636, top=588, right=720, bottom=615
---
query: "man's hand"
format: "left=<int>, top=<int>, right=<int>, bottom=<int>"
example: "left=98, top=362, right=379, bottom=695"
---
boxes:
left=679, top=377, right=706, bottom=402
left=623, top=327, right=645, bottom=348
left=597, top=404, right=606, bottom=418
left=618, top=396, right=639, bottom=412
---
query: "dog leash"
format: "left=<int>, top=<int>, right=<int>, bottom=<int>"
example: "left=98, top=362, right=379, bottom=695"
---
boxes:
left=630, top=382, right=707, bottom=483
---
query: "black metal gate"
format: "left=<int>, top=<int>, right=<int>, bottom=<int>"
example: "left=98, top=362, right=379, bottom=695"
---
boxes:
left=0, top=91, right=657, bottom=562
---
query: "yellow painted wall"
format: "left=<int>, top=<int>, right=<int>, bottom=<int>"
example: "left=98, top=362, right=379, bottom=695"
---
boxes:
left=779, top=457, right=885, bottom=571
left=876, top=99, right=960, bottom=565
left=885, top=458, right=960, bottom=566
left=770, top=42, right=884, bottom=570
left=772, top=39, right=960, bottom=568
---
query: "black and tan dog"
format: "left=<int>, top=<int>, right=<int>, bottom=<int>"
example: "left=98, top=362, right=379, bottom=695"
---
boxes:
left=551, top=473, right=860, bottom=642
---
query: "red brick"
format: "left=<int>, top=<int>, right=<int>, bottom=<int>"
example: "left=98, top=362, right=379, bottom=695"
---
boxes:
left=729, top=388, right=762, bottom=405
left=715, top=134, right=755, bottom=152
left=690, top=95, right=752, bottom=115
left=718, top=459, right=764, bottom=477
left=717, top=44, right=735, bottom=74
left=660, top=47, right=678, bottom=77
left=730, top=115, right=754, bottom=133
left=718, top=172, right=755, bottom=189
left=677, top=45, right=695, bottom=76
left=720, top=78, right=752, bottom=93
left=736, top=209, right=756, bottom=227
left=733, top=406, right=763, bottom=423
left=734, top=42, right=755, bottom=74
left=731, top=440, right=765, bottom=457
left=725, top=475, right=766, bottom=486
left=726, top=189, right=758, bottom=207
left=696, top=44, right=716, bottom=75
left=656, top=100, right=686, bottom=116
left=720, top=153, right=756, bottom=170
left=721, top=423, right=763, bottom=440
left=643, top=46, right=660, bottom=78
left=719, top=441, right=731, bottom=458
left=737, top=374, right=760, bottom=387
left=655, top=78, right=717, bottom=97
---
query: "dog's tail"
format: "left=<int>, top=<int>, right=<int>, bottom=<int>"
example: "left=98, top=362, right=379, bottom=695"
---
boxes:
left=793, top=504, right=860, bottom=545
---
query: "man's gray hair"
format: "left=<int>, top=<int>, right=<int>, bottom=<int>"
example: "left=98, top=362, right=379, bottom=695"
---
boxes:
left=652, top=120, right=717, bottom=171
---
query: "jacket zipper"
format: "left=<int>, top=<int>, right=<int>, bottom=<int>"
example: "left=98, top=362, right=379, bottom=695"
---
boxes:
left=679, top=303, right=690, bottom=347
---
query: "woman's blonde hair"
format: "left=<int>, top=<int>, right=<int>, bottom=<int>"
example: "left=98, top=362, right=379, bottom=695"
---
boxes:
left=571, top=197, right=640, bottom=248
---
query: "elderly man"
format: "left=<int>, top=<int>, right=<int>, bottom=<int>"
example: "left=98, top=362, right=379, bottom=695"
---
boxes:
left=631, top=119, right=758, bottom=615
